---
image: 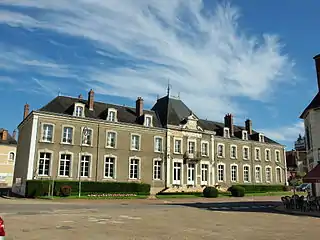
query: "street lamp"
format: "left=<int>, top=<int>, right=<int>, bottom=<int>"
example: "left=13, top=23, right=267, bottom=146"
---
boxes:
left=79, top=127, right=89, bottom=198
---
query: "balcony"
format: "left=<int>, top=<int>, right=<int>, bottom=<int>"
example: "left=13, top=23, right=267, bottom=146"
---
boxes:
left=183, top=151, right=202, bottom=161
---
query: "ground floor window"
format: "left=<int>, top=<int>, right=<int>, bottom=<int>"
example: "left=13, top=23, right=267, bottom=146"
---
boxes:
left=265, top=167, right=272, bottom=182
left=173, top=162, right=182, bottom=184
left=201, top=164, right=208, bottom=183
left=255, top=166, right=261, bottom=183
left=59, top=153, right=71, bottom=177
left=187, top=163, right=195, bottom=185
left=80, top=155, right=90, bottom=177
left=104, top=157, right=115, bottom=178
left=38, top=152, right=51, bottom=176
left=129, top=158, right=139, bottom=179
left=276, top=167, right=282, bottom=183
left=153, top=160, right=162, bottom=180
left=231, top=165, right=237, bottom=182
left=243, top=166, right=250, bottom=182
left=217, top=164, right=224, bottom=182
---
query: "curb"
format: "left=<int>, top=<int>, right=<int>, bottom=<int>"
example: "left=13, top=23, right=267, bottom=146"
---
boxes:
left=273, top=206, right=320, bottom=218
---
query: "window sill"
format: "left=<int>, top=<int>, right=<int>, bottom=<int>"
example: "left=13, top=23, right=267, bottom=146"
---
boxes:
left=130, top=149, right=141, bottom=152
left=217, top=156, right=225, bottom=158
left=173, top=152, right=182, bottom=155
left=105, top=146, right=116, bottom=149
left=243, top=158, right=249, bottom=161
left=230, top=157, right=237, bottom=160
left=201, top=154, right=209, bottom=158
left=128, top=179, right=141, bottom=182
left=154, top=150, right=164, bottom=154
left=152, top=179, right=163, bottom=181
left=80, top=144, right=93, bottom=147
left=102, top=177, right=116, bottom=181
left=39, top=140, right=54, bottom=144
left=60, top=142, right=73, bottom=146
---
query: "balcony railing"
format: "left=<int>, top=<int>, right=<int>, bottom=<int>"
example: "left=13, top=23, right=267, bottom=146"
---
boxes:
left=183, top=151, right=203, bottom=160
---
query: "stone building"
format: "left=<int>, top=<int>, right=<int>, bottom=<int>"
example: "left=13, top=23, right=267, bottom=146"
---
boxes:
left=12, top=90, right=286, bottom=196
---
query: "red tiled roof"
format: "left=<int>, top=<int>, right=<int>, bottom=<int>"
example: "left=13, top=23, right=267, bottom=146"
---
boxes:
left=303, top=164, right=320, bottom=183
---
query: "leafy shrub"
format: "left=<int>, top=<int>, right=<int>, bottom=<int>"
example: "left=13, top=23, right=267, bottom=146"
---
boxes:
left=230, top=186, right=245, bottom=197
left=203, top=186, right=218, bottom=198
left=60, top=185, right=72, bottom=197
left=282, top=185, right=291, bottom=191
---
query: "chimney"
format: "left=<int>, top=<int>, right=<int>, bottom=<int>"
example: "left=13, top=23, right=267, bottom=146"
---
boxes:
left=136, top=97, right=144, bottom=117
left=1, top=130, right=8, bottom=141
left=88, top=89, right=94, bottom=111
left=12, top=129, right=16, bottom=140
left=224, top=113, right=234, bottom=136
left=23, top=103, right=29, bottom=120
left=78, top=94, right=83, bottom=100
left=314, top=54, right=320, bottom=91
left=245, top=119, right=252, bottom=135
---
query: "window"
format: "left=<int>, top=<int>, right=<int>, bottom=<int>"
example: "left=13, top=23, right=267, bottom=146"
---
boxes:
left=80, top=155, right=90, bottom=177
left=259, top=134, right=265, bottom=142
left=187, top=163, right=195, bottom=185
left=217, top=144, right=224, bottom=157
left=106, top=131, right=116, bottom=148
left=59, top=153, right=71, bottom=177
left=265, top=167, right=272, bottom=182
left=188, top=140, right=196, bottom=154
left=173, top=162, right=182, bottom=185
left=201, top=164, right=208, bottom=183
left=62, top=127, right=73, bottom=144
left=265, top=149, right=270, bottom=161
left=154, top=137, right=163, bottom=152
left=255, top=148, right=260, bottom=160
left=104, top=157, right=115, bottom=178
left=153, top=160, right=162, bottom=180
left=217, top=164, right=225, bottom=182
left=276, top=167, right=282, bottom=183
left=230, top=145, right=237, bottom=159
left=201, top=142, right=209, bottom=156
left=145, top=116, right=152, bottom=127
left=107, top=109, right=117, bottom=121
left=174, top=139, right=182, bottom=154
left=243, top=166, right=250, bottom=182
left=242, top=131, right=248, bottom=140
left=255, top=166, right=261, bottom=183
left=131, top=134, right=140, bottom=151
left=81, top=128, right=93, bottom=146
left=231, top=165, right=238, bottom=182
left=224, top=128, right=230, bottom=138
left=243, top=147, right=249, bottom=160
left=42, top=124, right=53, bottom=142
left=75, top=106, right=84, bottom=117
left=129, top=158, right=140, bottom=179
left=8, top=152, right=15, bottom=161
left=275, top=150, right=280, bottom=162
left=38, top=152, right=51, bottom=176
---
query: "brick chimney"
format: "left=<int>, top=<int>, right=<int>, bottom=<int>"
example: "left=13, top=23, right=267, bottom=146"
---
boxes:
left=23, top=103, right=29, bottom=120
left=1, top=129, right=8, bottom=141
left=245, top=119, right=252, bottom=135
left=314, top=54, right=320, bottom=91
left=224, top=113, right=234, bottom=136
left=88, top=89, right=94, bottom=111
left=136, top=97, right=144, bottom=117
left=12, top=129, right=16, bottom=140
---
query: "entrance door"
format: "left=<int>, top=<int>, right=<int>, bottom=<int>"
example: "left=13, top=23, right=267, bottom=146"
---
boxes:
left=173, top=162, right=182, bottom=185
left=187, top=163, right=195, bottom=185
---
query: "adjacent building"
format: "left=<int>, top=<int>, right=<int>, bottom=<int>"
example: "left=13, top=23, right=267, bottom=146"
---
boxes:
left=0, top=128, right=17, bottom=187
left=12, top=89, right=286, bottom=196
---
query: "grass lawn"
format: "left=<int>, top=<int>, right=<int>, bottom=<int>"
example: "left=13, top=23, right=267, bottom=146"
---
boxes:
left=38, top=195, right=149, bottom=200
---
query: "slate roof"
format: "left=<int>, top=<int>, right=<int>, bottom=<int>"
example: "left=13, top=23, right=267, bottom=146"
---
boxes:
left=0, top=128, right=17, bottom=145
left=38, top=96, right=162, bottom=127
left=300, top=92, right=320, bottom=119
left=151, top=96, right=280, bottom=145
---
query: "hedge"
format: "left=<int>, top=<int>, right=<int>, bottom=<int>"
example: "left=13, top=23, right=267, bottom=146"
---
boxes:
left=229, top=186, right=245, bottom=197
left=203, top=186, right=219, bottom=198
left=231, top=184, right=285, bottom=193
left=26, top=180, right=150, bottom=198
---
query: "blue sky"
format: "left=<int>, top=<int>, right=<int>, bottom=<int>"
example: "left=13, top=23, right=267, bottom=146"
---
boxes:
left=0, top=0, right=318, bottom=148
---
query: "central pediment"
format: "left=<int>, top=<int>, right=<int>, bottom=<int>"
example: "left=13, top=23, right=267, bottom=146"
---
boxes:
left=180, top=113, right=203, bottom=131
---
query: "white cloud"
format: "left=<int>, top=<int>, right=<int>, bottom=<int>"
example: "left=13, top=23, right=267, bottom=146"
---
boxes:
left=0, top=0, right=295, bottom=122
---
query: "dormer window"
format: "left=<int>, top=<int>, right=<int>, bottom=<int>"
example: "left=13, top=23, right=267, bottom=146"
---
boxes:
left=242, top=130, right=248, bottom=140
left=259, top=133, right=265, bottom=143
left=73, top=103, right=85, bottom=117
left=223, top=127, right=230, bottom=138
left=144, top=115, right=153, bottom=127
left=107, top=108, right=117, bottom=122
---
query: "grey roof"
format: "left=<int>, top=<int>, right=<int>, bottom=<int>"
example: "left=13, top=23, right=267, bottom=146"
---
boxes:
left=0, top=128, right=17, bottom=145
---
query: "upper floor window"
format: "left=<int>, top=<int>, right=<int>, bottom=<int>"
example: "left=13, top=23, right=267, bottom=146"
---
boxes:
left=174, top=138, right=182, bottom=154
left=275, top=150, right=281, bottom=162
left=188, top=140, right=196, bottom=154
left=255, top=148, right=261, bottom=160
left=243, top=147, right=249, bottom=160
left=42, top=124, right=54, bottom=142
left=107, top=109, right=117, bottom=122
left=230, top=145, right=237, bottom=159
left=144, top=115, right=152, bottom=127
left=201, top=142, right=209, bottom=156
left=217, top=144, right=224, bottom=157
left=223, top=128, right=230, bottom=138
left=265, top=149, right=270, bottom=161
left=106, top=131, right=116, bottom=148
left=242, top=130, right=248, bottom=140
left=154, top=137, right=163, bottom=152
left=62, top=126, right=73, bottom=144
left=131, top=134, right=140, bottom=151
left=81, top=128, right=93, bottom=146
left=8, top=152, right=15, bottom=161
left=259, top=133, right=265, bottom=143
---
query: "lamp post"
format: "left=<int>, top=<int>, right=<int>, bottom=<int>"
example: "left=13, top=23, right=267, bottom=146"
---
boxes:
left=79, top=127, right=89, bottom=198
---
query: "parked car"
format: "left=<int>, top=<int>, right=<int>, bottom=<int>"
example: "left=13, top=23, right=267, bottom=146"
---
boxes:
left=296, top=183, right=311, bottom=192
left=0, top=217, right=5, bottom=239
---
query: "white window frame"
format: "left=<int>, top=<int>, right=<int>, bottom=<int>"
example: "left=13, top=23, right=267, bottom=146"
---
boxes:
left=61, top=125, right=75, bottom=145
left=223, top=127, right=230, bottom=138
left=154, top=136, right=163, bottom=153
left=255, top=147, right=261, bottom=161
left=58, top=151, right=73, bottom=178
left=217, top=163, right=226, bottom=182
left=242, top=130, right=248, bottom=140
left=37, top=150, right=53, bottom=177
left=187, top=139, right=197, bottom=154
left=217, top=143, right=225, bottom=158
left=230, top=144, right=237, bottom=159
left=107, top=108, right=118, bottom=122
left=80, top=127, right=94, bottom=146
left=265, top=166, right=272, bottom=183
left=255, top=165, right=262, bottom=183
left=153, top=158, right=163, bottom=180
left=259, top=133, right=265, bottom=143
left=73, top=103, right=85, bottom=117
left=265, top=148, right=271, bottom=161
left=144, top=114, right=153, bottom=127
left=172, top=159, right=183, bottom=185
left=130, top=133, right=141, bottom=151
left=200, top=162, right=209, bottom=185
left=173, top=137, right=183, bottom=154
left=129, top=156, right=141, bottom=180
left=79, top=153, right=92, bottom=178
left=242, top=146, right=250, bottom=160
left=201, top=141, right=209, bottom=157
left=106, top=131, right=117, bottom=148
left=243, top=164, right=251, bottom=183
left=104, top=154, right=117, bottom=179
left=275, top=167, right=282, bottom=183
left=8, top=151, right=15, bottom=161
left=40, top=123, right=54, bottom=143
left=230, top=164, right=238, bottom=182
left=187, top=162, right=196, bottom=185
left=275, top=150, right=281, bottom=162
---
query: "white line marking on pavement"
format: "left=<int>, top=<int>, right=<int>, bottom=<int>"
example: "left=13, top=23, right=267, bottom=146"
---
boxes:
left=119, top=215, right=141, bottom=220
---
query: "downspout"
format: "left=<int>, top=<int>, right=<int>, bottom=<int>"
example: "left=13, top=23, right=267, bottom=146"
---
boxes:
left=95, top=123, right=100, bottom=181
